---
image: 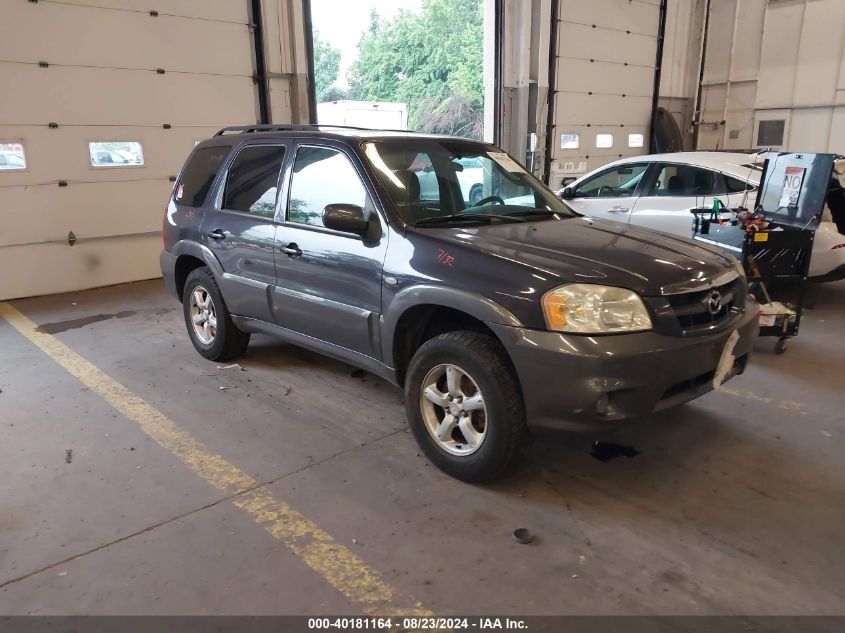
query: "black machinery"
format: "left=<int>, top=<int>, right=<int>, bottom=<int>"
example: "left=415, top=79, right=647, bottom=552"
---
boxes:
left=692, top=152, right=838, bottom=354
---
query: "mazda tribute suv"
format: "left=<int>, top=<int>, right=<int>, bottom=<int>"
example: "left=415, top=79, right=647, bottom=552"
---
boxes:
left=161, top=125, right=759, bottom=481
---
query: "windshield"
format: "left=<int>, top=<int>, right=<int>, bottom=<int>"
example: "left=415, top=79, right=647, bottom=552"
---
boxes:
left=363, top=140, right=576, bottom=226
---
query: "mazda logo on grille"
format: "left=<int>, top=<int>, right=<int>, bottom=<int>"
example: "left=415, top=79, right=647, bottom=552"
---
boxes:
left=705, top=290, right=723, bottom=316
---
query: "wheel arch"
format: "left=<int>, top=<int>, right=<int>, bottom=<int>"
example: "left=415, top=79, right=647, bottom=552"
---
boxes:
left=171, top=241, right=225, bottom=301
left=383, top=285, right=523, bottom=386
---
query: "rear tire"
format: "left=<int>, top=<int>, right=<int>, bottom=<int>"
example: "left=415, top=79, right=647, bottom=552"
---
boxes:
left=404, top=331, right=526, bottom=482
left=182, top=267, right=250, bottom=361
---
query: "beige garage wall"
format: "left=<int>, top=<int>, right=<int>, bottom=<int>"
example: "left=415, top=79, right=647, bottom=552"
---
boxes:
left=548, top=0, right=663, bottom=188
left=697, top=0, right=845, bottom=153
left=0, top=0, right=267, bottom=300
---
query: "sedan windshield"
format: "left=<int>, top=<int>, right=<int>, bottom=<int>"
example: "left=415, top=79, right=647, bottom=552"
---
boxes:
left=363, top=140, right=577, bottom=226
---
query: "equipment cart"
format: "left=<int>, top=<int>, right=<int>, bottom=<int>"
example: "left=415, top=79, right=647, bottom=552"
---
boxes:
left=692, top=152, right=837, bottom=354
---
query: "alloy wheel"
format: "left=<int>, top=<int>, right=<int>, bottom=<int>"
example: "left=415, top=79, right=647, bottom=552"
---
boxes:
left=419, top=363, right=488, bottom=456
left=189, top=285, right=217, bottom=345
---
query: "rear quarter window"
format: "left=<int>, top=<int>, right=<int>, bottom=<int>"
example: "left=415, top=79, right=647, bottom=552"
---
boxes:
left=175, top=146, right=230, bottom=207
left=724, top=175, right=756, bottom=193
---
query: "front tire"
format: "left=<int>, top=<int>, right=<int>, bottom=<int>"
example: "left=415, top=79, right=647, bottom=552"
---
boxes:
left=404, top=331, right=526, bottom=482
left=182, top=267, right=250, bottom=361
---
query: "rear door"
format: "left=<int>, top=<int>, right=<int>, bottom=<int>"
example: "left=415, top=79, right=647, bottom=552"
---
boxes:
left=200, top=142, right=288, bottom=322
left=271, top=141, right=388, bottom=358
left=629, top=163, right=732, bottom=236
left=566, top=163, right=650, bottom=223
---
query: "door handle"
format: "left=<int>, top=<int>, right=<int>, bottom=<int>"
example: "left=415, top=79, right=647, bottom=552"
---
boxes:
left=606, top=206, right=629, bottom=213
left=207, top=229, right=227, bottom=241
left=282, top=243, right=302, bottom=258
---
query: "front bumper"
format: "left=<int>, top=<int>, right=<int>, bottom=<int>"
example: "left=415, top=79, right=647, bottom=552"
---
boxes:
left=489, top=307, right=759, bottom=432
left=809, top=262, right=845, bottom=283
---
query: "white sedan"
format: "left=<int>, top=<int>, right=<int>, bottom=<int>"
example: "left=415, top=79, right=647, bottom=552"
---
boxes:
left=558, top=152, right=845, bottom=280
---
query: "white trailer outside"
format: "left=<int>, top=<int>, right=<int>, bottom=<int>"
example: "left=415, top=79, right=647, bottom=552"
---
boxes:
left=316, top=100, right=408, bottom=130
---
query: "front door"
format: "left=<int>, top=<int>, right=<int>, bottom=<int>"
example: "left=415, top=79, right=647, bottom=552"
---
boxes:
left=567, top=162, right=650, bottom=224
left=200, top=142, right=287, bottom=322
left=272, top=142, right=388, bottom=359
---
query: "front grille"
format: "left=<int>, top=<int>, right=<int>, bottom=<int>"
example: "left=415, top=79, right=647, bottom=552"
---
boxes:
left=665, top=279, right=741, bottom=334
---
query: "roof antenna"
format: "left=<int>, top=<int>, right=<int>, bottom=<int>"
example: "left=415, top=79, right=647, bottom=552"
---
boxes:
left=741, top=147, right=769, bottom=210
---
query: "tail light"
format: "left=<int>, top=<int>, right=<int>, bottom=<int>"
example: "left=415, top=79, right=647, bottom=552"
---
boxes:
left=162, top=206, right=168, bottom=250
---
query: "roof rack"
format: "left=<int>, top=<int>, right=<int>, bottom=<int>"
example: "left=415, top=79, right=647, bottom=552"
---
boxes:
left=214, top=123, right=421, bottom=137
left=214, top=123, right=377, bottom=136
left=686, top=148, right=762, bottom=154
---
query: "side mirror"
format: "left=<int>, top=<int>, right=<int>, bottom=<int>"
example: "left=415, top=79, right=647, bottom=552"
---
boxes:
left=323, top=203, right=369, bottom=235
left=561, top=186, right=574, bottom=200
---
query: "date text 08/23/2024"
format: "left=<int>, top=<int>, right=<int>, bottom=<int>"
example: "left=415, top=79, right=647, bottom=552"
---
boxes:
left=306, top=617, right=528, bottom=630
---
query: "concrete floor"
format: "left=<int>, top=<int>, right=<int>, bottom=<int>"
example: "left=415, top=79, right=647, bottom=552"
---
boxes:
left=1, top=279, right=844, bottom=615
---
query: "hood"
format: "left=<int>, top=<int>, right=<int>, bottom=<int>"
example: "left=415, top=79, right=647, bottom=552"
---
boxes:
left=415, top=217, right=737, bottom=296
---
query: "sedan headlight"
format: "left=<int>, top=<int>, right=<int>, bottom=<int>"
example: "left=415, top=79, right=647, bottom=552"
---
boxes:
left=542, top=284, right=652, bottom=334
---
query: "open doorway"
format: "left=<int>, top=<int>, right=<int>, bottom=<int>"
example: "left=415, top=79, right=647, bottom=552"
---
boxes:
left=306, top=0, right=493, bottom=141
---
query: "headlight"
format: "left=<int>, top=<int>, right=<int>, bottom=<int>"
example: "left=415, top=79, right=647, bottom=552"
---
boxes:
left=542, top=284, right=652, bottom=334
left=732, top=255, right=746, bottom=279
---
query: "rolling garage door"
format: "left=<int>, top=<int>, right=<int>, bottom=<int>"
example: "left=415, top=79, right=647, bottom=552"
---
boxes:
left=0, top=0, right=260, bottom=300
left=548, top=0, right=662, bottom=189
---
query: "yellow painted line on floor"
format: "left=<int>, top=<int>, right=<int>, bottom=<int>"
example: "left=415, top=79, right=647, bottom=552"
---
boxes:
left=720, top=386, right=807, bottom=412
left=0, top=301, right=428, bottom=616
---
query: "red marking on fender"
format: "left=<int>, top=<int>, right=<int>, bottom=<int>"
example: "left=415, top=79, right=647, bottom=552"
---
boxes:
left=436, top=249, right=455, bottom=266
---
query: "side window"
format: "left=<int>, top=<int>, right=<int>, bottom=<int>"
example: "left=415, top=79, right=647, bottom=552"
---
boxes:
left=647, top=165, right=717, bottom=197
left=223, top=145, right=286, bottom=218
left=560, top=133, right=579, bottom=149
left=287, top=146, right=368, bottom=228
left=89, top=141, right=144, bottom=167
left=574, top=164, right=649, bottom=198
left=0, top=142, right=27, bottom=170
left=175, top=146, right=230, bottom=207
left=595, top=133, right=614, bottom=149
left=628, top=133, right=644, bottom=148
left=757, top=119, right=785, bottom=147
left=724, top=175, right=756, bottom=193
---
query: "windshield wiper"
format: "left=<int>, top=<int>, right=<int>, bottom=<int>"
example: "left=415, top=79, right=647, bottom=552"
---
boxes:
left=502, top=209, right=563, bottom=218
left=414, top=213, right=525, bottom=226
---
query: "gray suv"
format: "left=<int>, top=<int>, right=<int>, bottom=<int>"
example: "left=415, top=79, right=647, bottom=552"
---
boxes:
left=161, top=125, right=758, bottom=481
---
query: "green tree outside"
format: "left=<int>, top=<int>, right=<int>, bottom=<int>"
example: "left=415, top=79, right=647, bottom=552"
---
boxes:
left=345, top=0, right=484, bottom=139
left=313, top=29, right=345, bottom=103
